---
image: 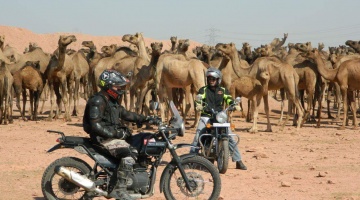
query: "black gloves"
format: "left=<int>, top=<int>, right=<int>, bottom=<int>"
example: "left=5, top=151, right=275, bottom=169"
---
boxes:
left=114, top=129, right=132, bottom=140
left=228, top=106, right=236, bottom=112
left=145, top=116, right=162, bottom=125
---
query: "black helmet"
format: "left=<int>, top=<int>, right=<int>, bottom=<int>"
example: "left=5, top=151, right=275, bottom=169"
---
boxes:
left=206, top=67, right=222, bottom=85
left=98, top=69, right=129, bottom=100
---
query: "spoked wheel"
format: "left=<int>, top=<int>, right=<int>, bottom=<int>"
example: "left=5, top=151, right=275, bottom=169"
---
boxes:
left=162, top=155, right=221, bottom=200
left=41, top=157, right=92, bottom=200
left=217, top=139, right=229, bottom=174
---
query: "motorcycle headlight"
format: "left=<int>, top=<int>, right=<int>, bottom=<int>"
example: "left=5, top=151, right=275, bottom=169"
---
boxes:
left=216, top=111, right=228, bottom=123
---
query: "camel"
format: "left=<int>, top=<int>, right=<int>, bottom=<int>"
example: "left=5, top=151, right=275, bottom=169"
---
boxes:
left=269, top=33, right=288, bottom=52
left=0, top=59, right=14, bottom=124
left=44, top=35, right=77, bottom=122
left=13, top=61, right=45, bottom=121
left=92, top=35, right=139, bottom=94
left=345, top=40, right=360, bottom=53
left=82, top=40, right=104, bottom=96
left=71, top=49, right=90, bottom=116
left=130, top=42, right=163, bottom=115
left=6, top=47, right=50, bottom=75
left=163, top=36, right=178, bottom=54
left=2, top=44, right=21, bottom=62
left=0, top=35, right=13, bottom=64
left=229, top=72, right=270, bottom=133
left=216, top=42, right=304, bottom=132
left=112, top=32, right=151, bottom=110
left=284, top=42, right=323, bottom=127
left=155, top=41, right=206, bottom=125
left=304, top=48, right=360, bottom=130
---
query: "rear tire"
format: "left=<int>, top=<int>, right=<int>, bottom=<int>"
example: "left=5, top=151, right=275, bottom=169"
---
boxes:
left=41, top=157, right=92, bottom=200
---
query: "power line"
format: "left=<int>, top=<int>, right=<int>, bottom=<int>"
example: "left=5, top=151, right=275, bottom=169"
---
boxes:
left=205, top=28, right=220, bottom=46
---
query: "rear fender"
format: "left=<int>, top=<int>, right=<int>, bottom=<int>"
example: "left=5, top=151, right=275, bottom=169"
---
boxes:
left=159, top=153, right=197, bottom=193
left=46, top=144, right=64, bottom=153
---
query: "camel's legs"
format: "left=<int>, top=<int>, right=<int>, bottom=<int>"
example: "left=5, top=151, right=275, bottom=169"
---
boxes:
left=339, top=87, right=348, bottom=130
left=72, top=79, right=80, bottom=116
left=277, top=88, right=286, bottom=126
left=263, top=94, right=272, bottom=132
left=53, top=82, right=62, bottom=120
left=39, top=82, right=49, bottom=114
left=22, top=90, right=27, bottom=121
left=29, top=92, right=34, bottom=120
left=249, top=97, right=259, bottom=133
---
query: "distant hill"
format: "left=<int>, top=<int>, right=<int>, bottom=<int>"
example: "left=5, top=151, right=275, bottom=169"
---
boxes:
left=0, top=25, right=202, bottom=54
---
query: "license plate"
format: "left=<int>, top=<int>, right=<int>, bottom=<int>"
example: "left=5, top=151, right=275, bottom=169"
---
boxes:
left=212, top=123, right=230, bottom=127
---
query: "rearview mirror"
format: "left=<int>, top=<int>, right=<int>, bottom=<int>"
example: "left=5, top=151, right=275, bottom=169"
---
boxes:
left=149, top=100, right=159, bottom=111
left=235, top=97, right=241, bottom=104
left=196, top=94, right=202, bottom=102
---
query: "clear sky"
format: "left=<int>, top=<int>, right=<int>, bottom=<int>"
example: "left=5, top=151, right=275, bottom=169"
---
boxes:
left=1, top=0, right=359, bottom=49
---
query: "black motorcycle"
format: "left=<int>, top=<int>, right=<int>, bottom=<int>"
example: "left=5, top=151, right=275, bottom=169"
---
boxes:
left=41, top=101, right=221, bottom=200
left=196, top=96, right=241, bottom=174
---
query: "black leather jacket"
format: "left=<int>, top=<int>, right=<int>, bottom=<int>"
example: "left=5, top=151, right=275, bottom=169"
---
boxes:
left=83, top=92, right=147, bottom=143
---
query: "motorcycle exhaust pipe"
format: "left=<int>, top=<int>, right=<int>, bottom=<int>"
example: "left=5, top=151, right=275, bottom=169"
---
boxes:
left=55, top=166, right=108, bottom=196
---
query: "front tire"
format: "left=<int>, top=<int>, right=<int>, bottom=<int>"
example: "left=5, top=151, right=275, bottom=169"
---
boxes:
left=217, top=139, right=229, bottom=174
left=162, top=155, right=221, bottom=200
left=41, top=157, right=92, bottom=200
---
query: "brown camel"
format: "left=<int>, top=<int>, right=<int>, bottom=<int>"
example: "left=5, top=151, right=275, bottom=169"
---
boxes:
left=13, top=61, right=45, bottom=121
left=0, top=59, right=14, bottom=124
left=229, top=72, right=270, bottom=133
left=44, top=35, right=77, bottom=122
left=216, top=42, right=304, bottom=132
left=284, top=42, right=323, bottom=127
left=82, top=40, right=104, bottom=96
left=304, top=48, right=360, bottom=130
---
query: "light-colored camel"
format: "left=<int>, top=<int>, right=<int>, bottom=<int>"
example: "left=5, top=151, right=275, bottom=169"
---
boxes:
left=269, top=33, right=288, bottom=51
left=93, top=34, right=139, bottom=94
left=6, top=47, right=50, bottom=75
left=155, top=42, right=206, bottom=125
left=44, top=35, right=77, bottom=122
left=71, top=49, right=90, bottom=116
left=13, top=61, right=45, bottom=121
left=229, top=72, right=270, bottom=133
left=2, top=44, right=21, bottom=62
left=304, top=48, right=360, bottom=130
left=163, top=36, right=178, bottom=54
left=0, top=35, right=13, bottom=64
left=216, top=42, right=304, bottom=131
left=0, top=59, right=14, bottom=124
left=130, top=42, right=163, bottom=115
left=112, top=33, right=151, bottom=110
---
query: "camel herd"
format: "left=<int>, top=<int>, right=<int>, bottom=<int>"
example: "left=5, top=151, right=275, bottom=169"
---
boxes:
left=1, top=32, right=360, bottom=132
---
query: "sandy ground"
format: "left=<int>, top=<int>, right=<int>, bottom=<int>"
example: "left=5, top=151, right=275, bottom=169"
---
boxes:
left=0, top=95, right=360, bottom=200
left=0, top=25, right=360, bottom=200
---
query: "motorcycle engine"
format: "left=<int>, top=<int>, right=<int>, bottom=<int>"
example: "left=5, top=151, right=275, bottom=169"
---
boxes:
left=126, top=168, right=149, bottom=194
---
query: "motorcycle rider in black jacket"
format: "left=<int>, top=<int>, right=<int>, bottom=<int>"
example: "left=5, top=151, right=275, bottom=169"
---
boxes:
left=83, top=69, right=154, bottom=199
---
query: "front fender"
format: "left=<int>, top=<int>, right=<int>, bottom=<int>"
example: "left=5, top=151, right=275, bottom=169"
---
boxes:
left=159, top=153, right=197, bottom=193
